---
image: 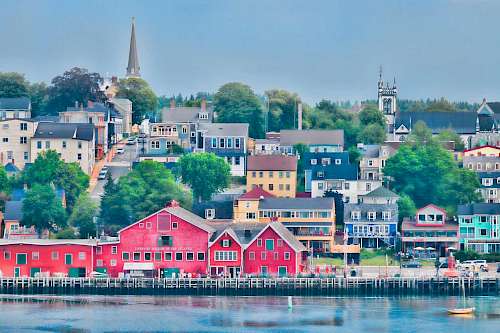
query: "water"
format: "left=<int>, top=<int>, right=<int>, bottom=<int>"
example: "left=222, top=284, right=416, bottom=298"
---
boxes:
left=0, top=294, right=498, bottom=332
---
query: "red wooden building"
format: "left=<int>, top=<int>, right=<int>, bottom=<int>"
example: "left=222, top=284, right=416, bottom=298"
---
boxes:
left=0, top=239, right=96, bottom=277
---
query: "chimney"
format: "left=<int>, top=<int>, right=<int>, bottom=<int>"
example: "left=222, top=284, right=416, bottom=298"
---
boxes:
left=167, top=200, right=180, bottom=208
left=201, top=98, right=207, bottom=112
left=170, top=98, right=176, bottom=110
left=297, top=103, right=303, bottom=130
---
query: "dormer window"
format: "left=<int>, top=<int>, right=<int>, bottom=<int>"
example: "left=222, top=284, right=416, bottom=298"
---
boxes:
left=351, top=211, right=360, bottom=220
left=310, top=159, right=317, bottom=165
left=335, top=159, right=341, bottom=165
left=368, top=212, right=376, bottom=221
left=483, top=178, right=493, bottom=186
left=321, top=158, right=330, bottom=165
left=317, top=171, right=324, bottom=178
left=205, top=209, right=215, bottom=219
left=382, top=211, right=391, bottom=220
left=199, top=113, right=209, bottom=120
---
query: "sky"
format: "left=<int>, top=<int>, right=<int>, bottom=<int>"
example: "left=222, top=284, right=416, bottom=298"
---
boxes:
left=1, top=0, right=500, bottom=104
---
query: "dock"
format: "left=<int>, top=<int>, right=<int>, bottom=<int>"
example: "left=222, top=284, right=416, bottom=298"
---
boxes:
left=0, top=277, right=499, bottom=296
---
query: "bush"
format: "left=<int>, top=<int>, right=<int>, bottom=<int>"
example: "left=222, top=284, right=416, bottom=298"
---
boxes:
left=454, top=250, right=500, bottom=263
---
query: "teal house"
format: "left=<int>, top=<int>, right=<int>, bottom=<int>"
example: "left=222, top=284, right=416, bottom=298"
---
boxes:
left=457, top=203, right=500, bottom=253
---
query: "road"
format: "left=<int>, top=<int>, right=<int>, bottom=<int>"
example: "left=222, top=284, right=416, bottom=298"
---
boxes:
left=90, top=142, right=138, bottom=202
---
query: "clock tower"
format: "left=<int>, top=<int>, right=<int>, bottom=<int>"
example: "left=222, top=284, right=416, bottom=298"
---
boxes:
left=377, top=67, right=397, bottom=132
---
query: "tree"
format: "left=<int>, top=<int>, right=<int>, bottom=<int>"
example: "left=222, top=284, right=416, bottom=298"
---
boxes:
left=425, top=98, right=456, bottom=112
left=324, top=189, right=344, bottom=225
left=214, top=82, right=264, bottom=138
left=358, top=123, right=386, bottom=144
left=265, top=89, right=300, bottom=131
left=179, top=153, right=230, bottom=202
left=22, top=150, right=89, bottom=212
left=68, top=192, right=97, bottom=238
left=0, top=72, right=29, bottom=97
left=116, top=77, right=157, bottom=124
left=397, top=194, right=416, bottom=222
left=28, top=82, right=49, bottom=117
left=22, top=184, right=66, bottom=234
left=100, top=161, right=191, bottom=229
left=0, top=165, right=10, bottom=211
left=54, top=228, right=78, bottom=239
left=46, top=67, right=105, bottom=114
left=437, top=129, right=465, bottom=151
left=359, top=106, right=386, bottom=127
left=408, top=121, right=433, bottom=144
left=384, top=140, right=480, bottom=211
left=293, top=143, right=309, bottom=192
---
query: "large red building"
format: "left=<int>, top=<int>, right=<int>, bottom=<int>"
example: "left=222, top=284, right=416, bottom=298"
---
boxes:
left=0, top=201, right=308, bottom=278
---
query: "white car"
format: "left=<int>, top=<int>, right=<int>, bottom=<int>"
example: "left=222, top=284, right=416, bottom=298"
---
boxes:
left=457, top=260, right=488, bottom=272
left=98, top=169, right=108, bottom=180
left=116, top=147, right=124, bottom=154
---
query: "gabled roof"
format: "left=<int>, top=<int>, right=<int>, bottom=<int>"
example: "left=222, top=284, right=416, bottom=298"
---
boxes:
left=251, top=222, right=307, bottom=252
left=0, top=97, right=30, bottom=110
left=239, top=187, right=275, bottom=200
left=199, top=123, right=249, bottom=137
left=457, top=203, right=500, bottom=215
left=192, top=200, right=234, bottom=220
left=161, top=106, right=214, bottom=123
left=359, top=144, right=381, bottom=158
left=0, top=239, right=97, bottom=246
left=344, top=203, right=398, bottom=223
left=362, top=186, right=399, bottom=199
left=395, top=111, right=477, bottom=134
left=310, top=163, right=358, bottom=181
left=463, top=145, right=500, bottom=153
left=33, top=122, right=94, bottom=141
left=207, top=221, right=267, bottom=245
left=4, top=201, right=23, bottom=221
left=208, top=227, right=242, bottom=246
left=486, top=102, right=500, bottom=114
left=280, top=129, right=344, bottom=147
left=416, top=204, right=447, bottom=215
left=4, top=162, right=19, bottom=173
left=247, top=155, right=297, bottom=171
left=259, top=197, right=335, bottom=210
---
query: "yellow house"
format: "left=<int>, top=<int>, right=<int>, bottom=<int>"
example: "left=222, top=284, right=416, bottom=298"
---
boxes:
left=463, top=145, right=500, bottom=157
left=234, top=188, right=336, bottom=254
left=246, top=155, right=297, bottom=197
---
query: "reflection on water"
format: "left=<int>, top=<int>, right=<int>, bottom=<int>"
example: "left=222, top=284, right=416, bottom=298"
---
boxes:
left=0, top=294, right=498, bottom=332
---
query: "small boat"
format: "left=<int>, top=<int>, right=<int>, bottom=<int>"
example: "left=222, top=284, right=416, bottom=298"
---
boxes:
left=447, top=307, right=475, bottom=315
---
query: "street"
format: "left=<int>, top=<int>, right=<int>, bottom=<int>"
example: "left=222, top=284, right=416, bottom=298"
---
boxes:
left=89, top=142, right=138, bottom=202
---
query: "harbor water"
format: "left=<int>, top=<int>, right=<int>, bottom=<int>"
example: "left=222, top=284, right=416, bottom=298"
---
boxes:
left=0, top=294, right=498, bottom=332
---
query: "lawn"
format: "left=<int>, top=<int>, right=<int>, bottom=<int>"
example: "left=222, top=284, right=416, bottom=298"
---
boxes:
left=311, top=255, right=399, bottom=267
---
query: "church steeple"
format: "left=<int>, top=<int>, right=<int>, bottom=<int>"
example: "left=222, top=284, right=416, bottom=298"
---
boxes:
left=126, top=17, right=141, bottom=78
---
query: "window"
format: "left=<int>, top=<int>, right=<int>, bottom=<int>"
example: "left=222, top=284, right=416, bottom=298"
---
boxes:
left=45, top=141, right=50, bottom=149
left=235, top=156, right=240, bottom=165
left=159, top=235, right=173, bottom=246
left=133, top=252, right=141, bottom=261
left=37, top=141, right=42, bottom=149
left=246, top=212, right=256, bottom=219
left=382, top=211, right=391, bottom=220
left=483, top=178, right=493, bottom=186
left=265, top=239, right=274, bottom=250
left=260, top=266, right=268, bottom=275
left=64, top=254, right=73, bottom=265
left=182, top=126, right=187, bottom=134
left=32, top=252, right=39, bottom=260
left=279, top=171, right=283, bottom=178
left=249, top=251, right=255, bottom=260
left=227, top=138, right=233, bottom=148
left=284, top=252, right=291, bottom=260
left=62, top=141, right=67, bottom=149
left=268, top=184, right=274, bottom=191
left=366, top=183, right=372, bottom=191
left=96, top=259, right=103, bottom=266
left=175, top=252, right=183, bottom=261
left=51, top=251, right=59, bottom=260
left=368, top=212, right=376, bottom=221
left=205, top=209, right=215, bottom=219
left=78, top=252, right=86, bottom=260
left=110, top=259, right=117, bottom=267
left=219, top=138, right=225, bottom=148
left=2, top=138, right=8, bottom=143
left=122, top=252, right=130, bottom=261
left=222, top=239, right=230, bottom=247
left=261, top=252, right=267, bottom=260
left=164, top=252, right=172, bottom=261
left=277, top=239, right=283, bottom=247
left=24, top=152, right=28, bottom=160
left=139, top=223, right=144, bottom=228
left=111, top=246, right=117, bottom=254
left=144, top=252, right=152, bottom=261
left=273, top=252, right=279, bottom=260
left=351, top=211, right=361, bottom=220
left=322, top=158, right=331, bottom=165
left=318, top=182, right=324, bottom=190
left=20, top=123, right=27, bottom=131
left=151, top=140, right=160, bottom=149
left=480, top=229, right=488, bottom=236
left=259, top=171, right=264, bottom=178
left=310, top=159, right=317, bottom=165
left=77, top=153, right=82, bottom=160
left=286, top=184, right=290, bottom=191
left=215, top=251, right=237, bottom=261
left=211, top=138, right=217, bottom=148
left=20, top=137, right=27, bottom=144
left=335, top=159, right=341, bottom=165
left=257, top=238, right=262, bottom=247
left=317, top=171, right=324, bottom=178
left=345, top=182, right=350, bottom=190
left=78, top=142, right=82, bottom=149
left=172, top=222, right=178, bottom=229
left=286, top=171, right=290, bottom=178
left=185, top=252, right=194, bottom=261
left=235, top=138, right=241, bottom=148
left=197, top=252, right=205, bottom=261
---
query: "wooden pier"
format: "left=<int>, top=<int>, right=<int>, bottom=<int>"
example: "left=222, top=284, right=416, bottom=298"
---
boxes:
left=0, top=277, right=498, bottom=296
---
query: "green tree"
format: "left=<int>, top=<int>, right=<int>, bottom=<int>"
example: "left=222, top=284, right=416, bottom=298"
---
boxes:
left=179, top=153, right=230, bottom=202
left=46, top=67, right=105, bottom=114
left=293, top=143, right=309, bottom=192
left=265, top=89, right=300, bottom=131
left=425, top=98, right=456, bottom=112
left=68, top=192, right=97, bottom=238
left=54, top=228, right=78, bottom=239
left=22, top=150, right=89, bottom=212
left=358, top=123, right=386, bottom=144
left=397, top=194, right=416, bottom=222
left=0, top=165, right=11, bottom=211
left=22, top=184, right=67, bottom=235
left=437, top=129, right=465, bottom=151
left=214, top=82, right=264, bottom=138
left=116, top=77, right=157, bottom=124
left=99, top=171, right=131, bottom=230
left=28, top=82, right=49, bottom=117
left=0, top=72, right=29, bottom=97
left=408, top=121, right=433, bottom=145
left=359, top=106, right=386, bottom=127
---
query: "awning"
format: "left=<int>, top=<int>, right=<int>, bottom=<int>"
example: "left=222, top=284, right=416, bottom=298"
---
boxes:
left=123, top=262, right=154, bottom=271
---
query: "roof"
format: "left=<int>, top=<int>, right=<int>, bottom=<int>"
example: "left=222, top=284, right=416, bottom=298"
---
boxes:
left=0, top=239, right=98, bottom=246
left=310, top=163, right=358, bottom=181
left=280, top=129, right=344, bottom=147
left=344, top=203, right=398, bottom=223
left=395, top=111, right=477, bottom=134
left=463, top=145, right=500, bottom=153
left=303, top=152, right=350, bottom=165
left=164, top=206, right=215, bottom=233
left=268, top=222, right=307, bottom=252
left=259, top=197, right=335, bottom=210
left=239, top=187, right=275, bottom=200
left=247, top=155, right=297, bottom=171
left=207, top=221, right=266, bottom=245
left=361, top=186, right=400, bottom=199
left=192, top=200, right=234, bottom=220
left=33, top=122, right=94, bottom=141
left=4, top=162, right=19, bottom=173
left=0, top=97, right=30, bottom=110
left=161, top=106, right=214, bottom=123
left=31, top=115, right=59, bottom=123
left=4, top=201, right=23, bottom=221
left=486, top=102, right=500, bottom=114
left=359, top=144, right=381, bottom=158
left=200, top=123, right=249, bottom=137
left=457, top=203, right=500, bottom=215
left=477, top=172, right=500, bottom=188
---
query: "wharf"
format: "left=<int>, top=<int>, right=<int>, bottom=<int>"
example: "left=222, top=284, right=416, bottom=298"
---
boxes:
left=0, top=277, right=499, bottom=296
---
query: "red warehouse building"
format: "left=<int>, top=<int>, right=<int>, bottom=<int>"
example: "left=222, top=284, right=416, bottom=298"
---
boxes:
left=0, top=239, right=96, bottom=278
left=97, top=202, right=214, bottom=278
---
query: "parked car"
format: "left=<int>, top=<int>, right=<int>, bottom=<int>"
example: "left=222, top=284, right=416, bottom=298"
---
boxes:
left=401, top=260, right=422, bottom=268
left=116, top=147, right=124, bottom=154
left=98, top=169, right=108, bottom=180
left=126, top=137, right=136, bottom=145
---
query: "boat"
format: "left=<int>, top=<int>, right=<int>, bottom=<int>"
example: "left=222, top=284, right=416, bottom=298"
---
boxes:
left=448, top=278, right=475, bottom=316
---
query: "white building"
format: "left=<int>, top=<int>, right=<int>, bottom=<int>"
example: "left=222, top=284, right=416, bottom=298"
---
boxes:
left=0, top=97, right=31, bottom=120
left=0, top=119, right=37, bottom=169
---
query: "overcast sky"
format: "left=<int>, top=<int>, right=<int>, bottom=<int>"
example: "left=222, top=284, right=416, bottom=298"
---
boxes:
left=1, top=0, right=499, bottom=104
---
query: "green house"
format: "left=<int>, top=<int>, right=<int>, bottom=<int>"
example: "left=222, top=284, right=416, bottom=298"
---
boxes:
left=457, top=203, right=500, bottom=253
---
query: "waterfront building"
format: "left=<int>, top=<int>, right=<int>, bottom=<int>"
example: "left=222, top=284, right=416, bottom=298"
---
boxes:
left=477, top=172, right=500, bottom=203
left=0, top=97, right=31, bottom=119
left=279, top=129, right=344, bottom=154
left=463, top=145, right=500, bottom=172
left=246, top=155, right=297, bottom=197
left=30, top=122, right=95, bottom=174
left=196, top=123, right=248, bottom=176
left=457, top=203, right=500, bottom=253
left=401, top=204, right=459, bottom=257
left=0, top=118, right=37, bottom=168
